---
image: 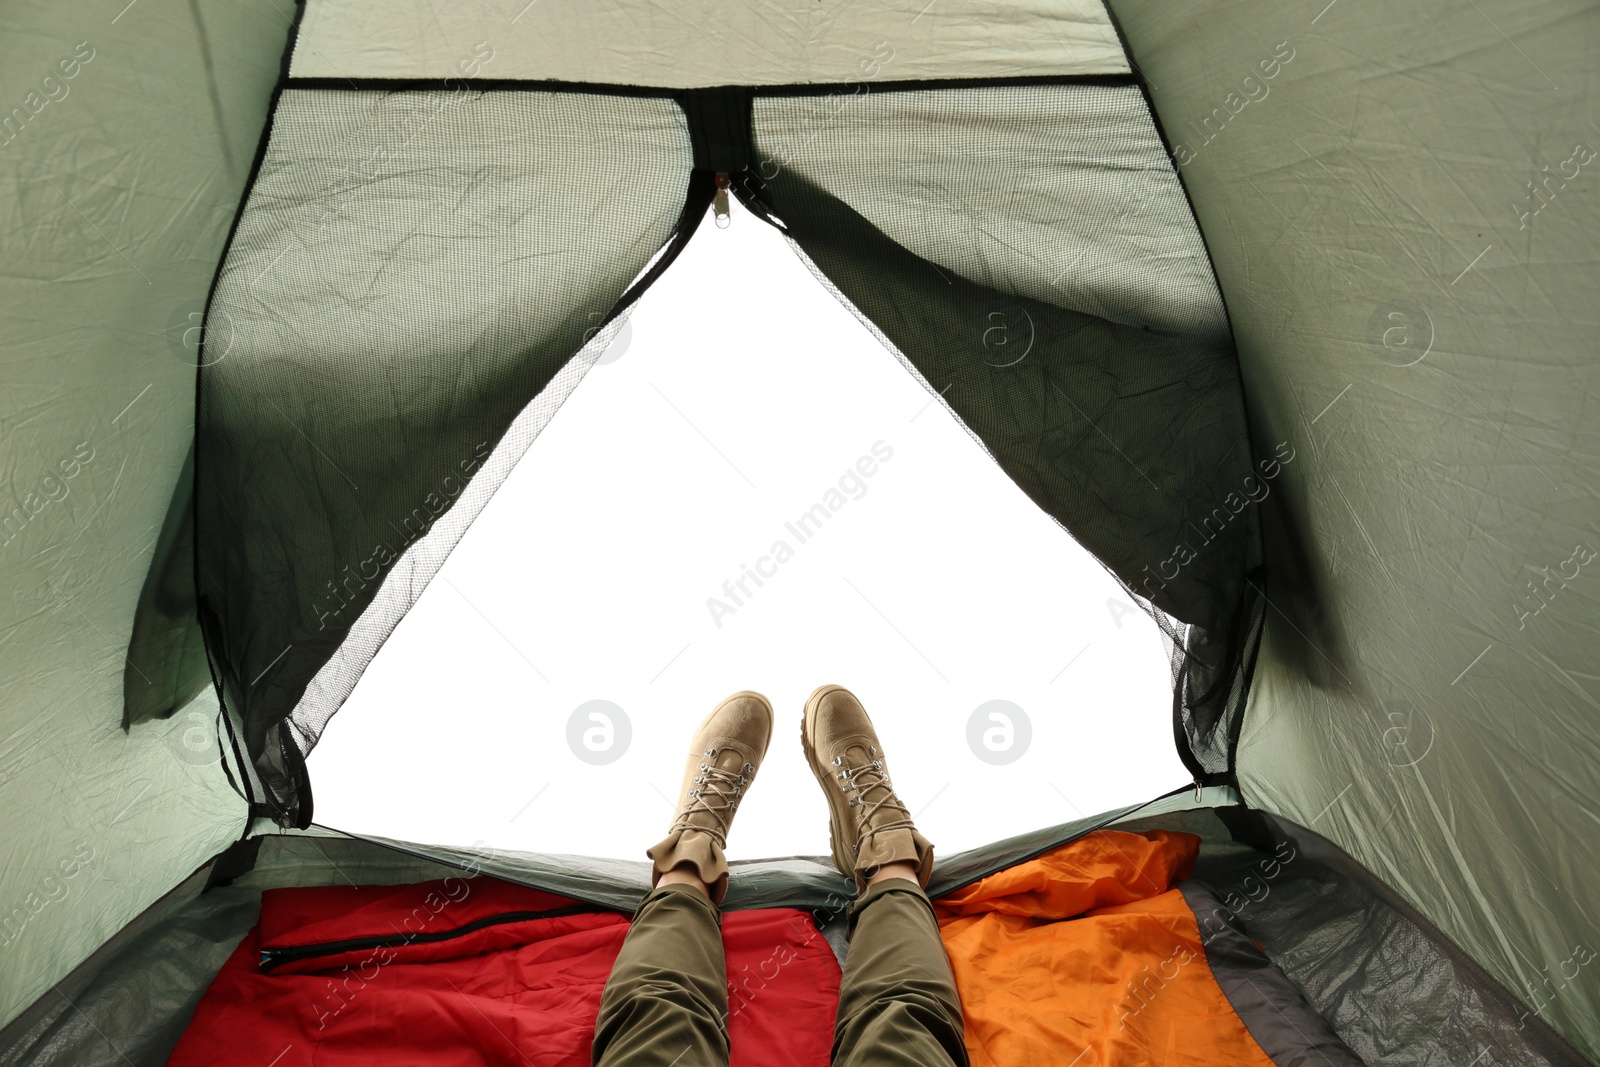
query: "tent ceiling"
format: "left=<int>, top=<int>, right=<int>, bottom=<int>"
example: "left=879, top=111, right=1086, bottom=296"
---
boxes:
left=289, top=0, right=1129, bottom=85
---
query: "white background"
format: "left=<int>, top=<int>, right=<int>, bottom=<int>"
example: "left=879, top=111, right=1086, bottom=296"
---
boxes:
left=308, top=199, right=1183, bottom=863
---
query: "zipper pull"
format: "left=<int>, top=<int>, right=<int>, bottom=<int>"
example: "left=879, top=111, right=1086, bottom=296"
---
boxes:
left=713, top=172, right=731, bottom=228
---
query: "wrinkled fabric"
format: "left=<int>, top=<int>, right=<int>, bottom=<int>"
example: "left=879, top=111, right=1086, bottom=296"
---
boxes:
left=935, top=830, right=1278, bottom=1066
left=168, top=875, right=840, bottom=1066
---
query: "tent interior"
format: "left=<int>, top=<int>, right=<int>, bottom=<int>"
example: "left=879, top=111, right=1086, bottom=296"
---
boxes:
left=1, top=0, right=1595, bottom=1065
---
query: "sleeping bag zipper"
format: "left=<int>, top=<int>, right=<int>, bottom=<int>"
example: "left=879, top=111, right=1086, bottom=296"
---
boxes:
left=259, top=902, right=597, bottom=972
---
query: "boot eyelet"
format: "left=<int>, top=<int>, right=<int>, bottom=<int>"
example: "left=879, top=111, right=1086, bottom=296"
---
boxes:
left=873, top=760, right=882, bottom=770
left=831, top=756, right=842, bottom=766
left=868, top=745, right=878, bottom=756
left=742, top=762, right=755, bottom=774
left=705, top=747, right=716, bottom=757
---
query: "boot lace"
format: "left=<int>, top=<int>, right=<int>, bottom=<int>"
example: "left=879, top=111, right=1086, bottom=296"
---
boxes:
left=670, top=749, right=754, bottom=848
left=833, top=750, right=913, bottom=854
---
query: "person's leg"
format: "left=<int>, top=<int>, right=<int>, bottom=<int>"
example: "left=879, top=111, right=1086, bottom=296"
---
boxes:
left=799, top=685, right=969, bottom=1067
left=591, top=691, right=774, bottom=1067
left=592, top=878, right=728, bottom=1067
left=832, top=867, right=968, bottom=1067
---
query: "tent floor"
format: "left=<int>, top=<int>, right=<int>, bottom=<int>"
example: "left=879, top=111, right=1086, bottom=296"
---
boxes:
left=1, top=799, right=1589, bottom=1066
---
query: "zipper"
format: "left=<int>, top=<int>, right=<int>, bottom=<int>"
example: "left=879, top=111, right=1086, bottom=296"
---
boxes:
left=258, top=902, right=599, bottom=972
left=713, top=171, right=732, bottom=228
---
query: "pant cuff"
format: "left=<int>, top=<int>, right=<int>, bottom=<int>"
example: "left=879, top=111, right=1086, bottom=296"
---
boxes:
left=846, top=876, right=933, bottom=937
left=636, top=880, right=723, bottom=926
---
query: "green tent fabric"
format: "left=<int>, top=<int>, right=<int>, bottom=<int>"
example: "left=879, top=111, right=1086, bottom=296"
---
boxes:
left=1, top=0, right=1595, bottom=1062
left=0, top=0, right=282, bottom=1037
left=1112, top=0, right=1599, bottom=1054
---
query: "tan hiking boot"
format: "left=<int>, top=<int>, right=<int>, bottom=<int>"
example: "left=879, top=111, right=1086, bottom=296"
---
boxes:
left=801, top=683, right=934, bottom=891
left=646, top=690, right=773, bottom=905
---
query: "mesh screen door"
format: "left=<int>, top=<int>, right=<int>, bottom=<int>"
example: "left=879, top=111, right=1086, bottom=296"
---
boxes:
left=128, top=4, right=1263, bottom=827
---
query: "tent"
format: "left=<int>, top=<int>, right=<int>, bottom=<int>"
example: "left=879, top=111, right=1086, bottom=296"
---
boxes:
left=0, top=0, right=1594, bottom=1062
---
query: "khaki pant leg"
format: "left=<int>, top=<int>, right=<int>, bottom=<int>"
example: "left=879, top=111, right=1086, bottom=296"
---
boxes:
left=593, top=883, right=730, bottom=1067
left=831, top=880, right=969, bottom=1067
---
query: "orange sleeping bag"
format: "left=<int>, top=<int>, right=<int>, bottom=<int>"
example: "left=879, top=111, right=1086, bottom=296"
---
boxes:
left=934, top=829, right=1353, bottom=1067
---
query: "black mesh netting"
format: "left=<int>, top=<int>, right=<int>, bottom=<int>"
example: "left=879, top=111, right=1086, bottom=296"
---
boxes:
left=161, top=80, right=1261, bottom=824
left=192, top=89, right=693, bottom=821
left=749, top=84, right=1264, bottom=782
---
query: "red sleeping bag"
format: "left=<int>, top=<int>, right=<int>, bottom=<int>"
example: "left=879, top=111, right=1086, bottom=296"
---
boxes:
left=168, top=875, right=841, bottom=1066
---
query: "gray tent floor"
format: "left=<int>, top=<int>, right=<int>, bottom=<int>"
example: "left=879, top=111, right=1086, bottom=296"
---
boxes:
left=1, top=793, right=1589, bottom=1067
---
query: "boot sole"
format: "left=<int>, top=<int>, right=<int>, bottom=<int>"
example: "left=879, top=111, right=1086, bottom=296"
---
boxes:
left=800, top=683, right=858, bottom=881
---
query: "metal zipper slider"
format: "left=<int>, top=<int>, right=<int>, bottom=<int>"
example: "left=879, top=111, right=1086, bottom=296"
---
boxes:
left=713, top=172, right=731, bottom=228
